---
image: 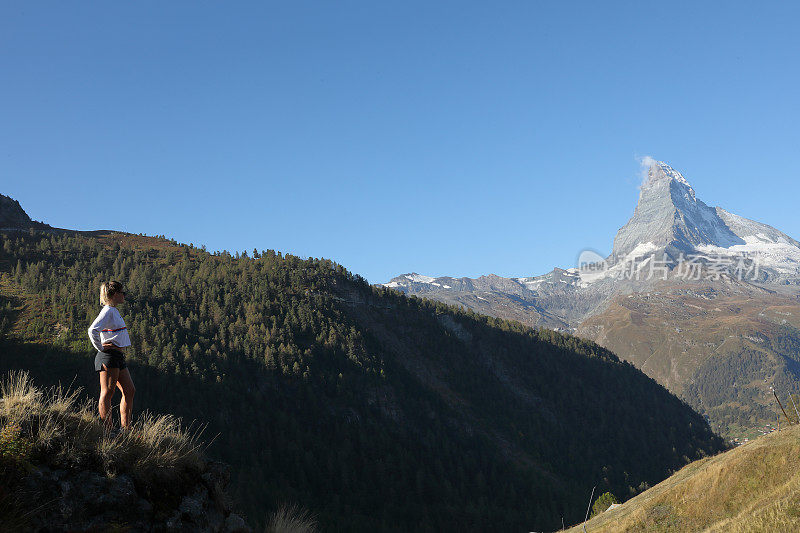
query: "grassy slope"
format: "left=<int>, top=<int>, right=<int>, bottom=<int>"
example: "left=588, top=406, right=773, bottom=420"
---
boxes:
left=568, top=424, right=800, bottom=532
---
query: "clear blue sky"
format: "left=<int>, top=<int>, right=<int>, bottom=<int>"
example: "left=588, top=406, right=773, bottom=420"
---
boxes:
left=2, top=2, right=799, bottom=283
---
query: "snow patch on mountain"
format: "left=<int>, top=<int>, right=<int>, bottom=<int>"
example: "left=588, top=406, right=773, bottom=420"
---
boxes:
left=695, top=237, right=800, bottom=274
left=716, top=208, right=800, bottom=247
left=384, top=273, right=452, bottom=289
left=578, top=242, right=660, bottom=287
left=406, top=273, right=436, bottom=284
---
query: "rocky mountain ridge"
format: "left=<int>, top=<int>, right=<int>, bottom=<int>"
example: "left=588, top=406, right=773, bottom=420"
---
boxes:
left=0, top=193, right=48, bottom=230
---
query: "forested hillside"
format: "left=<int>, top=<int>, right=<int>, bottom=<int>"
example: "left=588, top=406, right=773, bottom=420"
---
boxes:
left=0, top=225, right=725, bottom=531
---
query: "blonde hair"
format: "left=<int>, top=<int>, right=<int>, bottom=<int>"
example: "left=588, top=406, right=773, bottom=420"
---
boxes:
left=99, top=281, right=124, bottom=306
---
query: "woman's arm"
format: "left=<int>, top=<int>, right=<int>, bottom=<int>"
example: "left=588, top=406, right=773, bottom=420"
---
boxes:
left=88, top=307, right=110, bottom=352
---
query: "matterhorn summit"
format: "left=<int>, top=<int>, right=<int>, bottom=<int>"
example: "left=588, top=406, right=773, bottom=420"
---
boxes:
left=611, top=160, right=746, bottom=258
left=608, top=160, right=800, bottom=281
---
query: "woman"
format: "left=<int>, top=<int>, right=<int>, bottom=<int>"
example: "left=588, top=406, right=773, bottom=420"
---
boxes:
left=88, top=280, right=135, bottom=434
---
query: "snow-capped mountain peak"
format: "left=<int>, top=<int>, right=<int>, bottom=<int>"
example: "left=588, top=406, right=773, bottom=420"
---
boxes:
left=612, top=160, right=745, bottom=258
left=605, top=160, right=800, bottom=280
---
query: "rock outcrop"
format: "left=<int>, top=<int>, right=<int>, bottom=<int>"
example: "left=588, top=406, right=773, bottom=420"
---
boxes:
left=15, top=460, right=251, bottom=532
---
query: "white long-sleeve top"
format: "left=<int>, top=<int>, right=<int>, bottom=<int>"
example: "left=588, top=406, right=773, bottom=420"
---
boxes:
left=88, top=305, right=131, bottom=352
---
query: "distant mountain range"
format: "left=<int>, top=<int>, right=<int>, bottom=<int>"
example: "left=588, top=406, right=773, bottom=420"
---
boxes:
left=384, top=161, right=800, bottom=437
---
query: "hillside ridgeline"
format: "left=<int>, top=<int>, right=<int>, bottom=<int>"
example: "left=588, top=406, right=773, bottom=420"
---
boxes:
left=1, top=214, right=725, bottom=530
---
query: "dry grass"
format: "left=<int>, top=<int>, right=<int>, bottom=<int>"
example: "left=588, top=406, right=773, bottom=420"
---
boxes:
left=266, top=503, right=318, bottom=533
left=0, top=369, right=206, bottom=490
left=567, top=424, right=800, bottom=532
left=2, top=370, right=315, bottom=532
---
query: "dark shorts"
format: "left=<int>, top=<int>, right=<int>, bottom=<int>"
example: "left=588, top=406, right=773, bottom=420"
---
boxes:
left=95, top=348, right=127, bottom=372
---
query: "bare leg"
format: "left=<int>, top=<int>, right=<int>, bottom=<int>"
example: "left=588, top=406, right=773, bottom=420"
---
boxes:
left=99, top=365, right=120, bottom=433
left=116, top=368, right=135, bottom=428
